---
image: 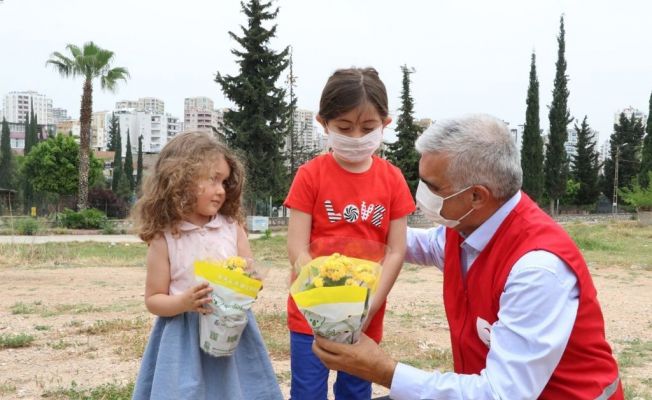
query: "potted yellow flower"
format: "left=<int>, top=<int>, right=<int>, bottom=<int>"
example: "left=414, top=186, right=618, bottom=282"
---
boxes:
left=194, top=256, right=265, bottom=357
left=290, top=237, right=386, bottom=344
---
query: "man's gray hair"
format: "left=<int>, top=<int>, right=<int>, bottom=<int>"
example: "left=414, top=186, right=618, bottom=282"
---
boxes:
left=415, top=114, right=522, bottom=200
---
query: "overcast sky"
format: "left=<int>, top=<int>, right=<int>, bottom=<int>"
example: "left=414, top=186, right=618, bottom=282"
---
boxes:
left=1, top=0, right=651, bottom=146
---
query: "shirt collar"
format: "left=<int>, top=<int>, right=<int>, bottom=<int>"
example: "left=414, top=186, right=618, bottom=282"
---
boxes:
left=178, top=214, right=225, bottom=232
left=462, top=191, right=521, bottom=252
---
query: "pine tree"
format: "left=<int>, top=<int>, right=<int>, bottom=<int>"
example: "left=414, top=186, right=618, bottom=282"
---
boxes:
left=571, top=116, right=600, bottom=205
left=124, top=131, right=134, bottom=191
left=639, top=92, right=652, bottom=188
left=0, top=118, right=14, bottom=189
left=604, top=112, right=646, bottom=200
left=111, top=129, right=122, bottom=193
left=544, top=16, right=573, bottom=214
left=520, top=52, right=544, bottom=202
left=107, top=113, right=120, bottom=151
left=215, top=0, right=290, bottom=214
left=136, top=134, right=143, bottom=195
left=386, top=65, right=422, bottom=196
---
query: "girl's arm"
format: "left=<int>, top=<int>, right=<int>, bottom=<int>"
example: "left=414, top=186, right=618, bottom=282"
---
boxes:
left=365, top=216, right=408, bottom=328
left=236, top=224, right=253, bottom=259
left=144, top=235, right=212, bottom=317
left=287, top=209, right=312, bottom=278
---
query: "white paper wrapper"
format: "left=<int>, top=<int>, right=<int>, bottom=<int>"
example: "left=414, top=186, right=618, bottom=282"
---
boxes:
left=194, top=258, right=263, bottom=357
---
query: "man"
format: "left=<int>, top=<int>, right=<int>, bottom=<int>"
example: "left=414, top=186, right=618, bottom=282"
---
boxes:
left=312, top=114, right=623, bottom=399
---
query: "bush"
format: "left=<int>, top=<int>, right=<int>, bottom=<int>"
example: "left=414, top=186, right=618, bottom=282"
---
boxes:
left=619, top=172, right=652, bottom=211
left=60, top=208, right=108, bottom=229
left=16, top=218, right=40, bottom=235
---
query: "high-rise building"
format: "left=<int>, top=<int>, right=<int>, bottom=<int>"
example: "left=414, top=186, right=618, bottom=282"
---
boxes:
left=284, top=109, right=323, bottom=154
left=115, top=97, right=164, bottom=114
left=52, top=107, right=69, bottom=124
left=2, top=91, right=53, bottom=125
left=183, top=97, right=226, bottom=139
left=115, top=109, right=180, bottom=153
left=91, top=111, right=109, bottom=151
left=137, top=97, right=165, bottom=114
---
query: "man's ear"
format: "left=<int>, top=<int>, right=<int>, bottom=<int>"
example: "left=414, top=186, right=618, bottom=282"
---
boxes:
left=471, top=185, right=492, bottom=208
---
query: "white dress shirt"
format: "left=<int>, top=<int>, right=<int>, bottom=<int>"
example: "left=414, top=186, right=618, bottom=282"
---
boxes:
left=390, top=191, right=580, bottom=400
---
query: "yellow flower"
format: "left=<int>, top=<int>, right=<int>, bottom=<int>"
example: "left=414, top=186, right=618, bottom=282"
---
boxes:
left=314, top=277, right=324, bottom=288
left=345, top=278, right=357, bottom=286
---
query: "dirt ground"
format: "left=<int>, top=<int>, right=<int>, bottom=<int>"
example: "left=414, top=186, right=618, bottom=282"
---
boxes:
left=1, top=261, right=651, bottom=399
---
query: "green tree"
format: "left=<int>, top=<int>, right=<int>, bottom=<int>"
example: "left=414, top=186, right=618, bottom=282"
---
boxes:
left=604, top=112, right=645, bottom=201
left=22, top=111, right=34, bottom=214
left=107, top=112, right=120, bottom=151
left=0, top=118, right=15, bottom=190
left=640, top=92, right=652, bottom=188
left=570, top=116, right=600, bottom=205
left=520, top=52, right=544, bottom=202
left=386, top=65, right=422, bottom=196
left=22, top=134, right=102, bottom=209
left=215, top=0, right=290, bottom=214
left=136, top=134, right=144, bottom=195
left=124, top=132, right=134, bottom=191
left=544, top=16, right=573, bottom=214
left=46, top=41, right=129, bottom=210
left=111, top=129, right=123, bottom=193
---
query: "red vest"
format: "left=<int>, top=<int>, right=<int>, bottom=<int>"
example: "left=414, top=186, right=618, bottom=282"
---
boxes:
left=443, top=193, right=623, bottom=399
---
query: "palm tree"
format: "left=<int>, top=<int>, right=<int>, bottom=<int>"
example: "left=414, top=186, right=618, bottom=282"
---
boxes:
left=46, top=42, right=129, bottom=210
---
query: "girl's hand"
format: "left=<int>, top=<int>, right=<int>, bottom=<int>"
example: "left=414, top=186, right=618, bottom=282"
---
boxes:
left=181, top=282, right=213, bottom=314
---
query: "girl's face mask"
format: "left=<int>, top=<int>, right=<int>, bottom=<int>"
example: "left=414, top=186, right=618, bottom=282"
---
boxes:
left=326, top=127, right=383, bottom=163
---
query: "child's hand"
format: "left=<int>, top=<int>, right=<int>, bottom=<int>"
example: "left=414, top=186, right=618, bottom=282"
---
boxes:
left=182, top=282, right=213, bottom=314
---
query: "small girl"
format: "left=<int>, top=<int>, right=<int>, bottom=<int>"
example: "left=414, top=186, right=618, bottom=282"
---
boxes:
left=285, top=68, right=416, bottom=399
left=131, top=131, right=283, bottom=400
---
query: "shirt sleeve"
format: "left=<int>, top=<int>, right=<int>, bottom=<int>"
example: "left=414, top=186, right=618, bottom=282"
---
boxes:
left=284, top=165, right=315, bottom=214
left=405, top=226, right=446, bottom=271
left=389, top=250, right=579, bottom=400
left=389, top=166, right=416, bottom=220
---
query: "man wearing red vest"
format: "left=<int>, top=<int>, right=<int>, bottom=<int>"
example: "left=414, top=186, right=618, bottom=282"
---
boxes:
left=313, top=114, right=623, bottom=399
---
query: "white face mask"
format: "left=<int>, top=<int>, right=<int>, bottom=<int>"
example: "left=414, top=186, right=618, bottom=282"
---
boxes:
left=415, top=180, right=474, bottom=228
left=326, top=127, right=382, bottom=163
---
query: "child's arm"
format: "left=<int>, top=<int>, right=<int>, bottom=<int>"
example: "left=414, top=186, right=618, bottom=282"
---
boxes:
left=144, top=235, right=212, bottom=317
left=364, top=216, right=408, bottom=329
left=287, top=209, right=312, bottom=278
left=236, top=224, right=253, bottom=258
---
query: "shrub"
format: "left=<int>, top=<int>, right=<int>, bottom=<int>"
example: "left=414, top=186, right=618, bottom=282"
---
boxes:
left=60, top=208, right=108, bottom=229
left=15, top=218, right=40, bottom=235
left=89, top=187, right=129, bottom=218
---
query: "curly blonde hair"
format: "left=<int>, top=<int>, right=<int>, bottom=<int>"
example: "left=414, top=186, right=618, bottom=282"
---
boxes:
left=131, top=131, right=245, bottom=243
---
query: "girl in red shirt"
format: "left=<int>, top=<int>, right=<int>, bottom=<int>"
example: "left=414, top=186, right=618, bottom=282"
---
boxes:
left=284, top=68, right=415, bottom=399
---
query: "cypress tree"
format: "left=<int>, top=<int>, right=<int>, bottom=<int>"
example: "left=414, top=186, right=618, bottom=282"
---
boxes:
left=215, top=0, right=291, bottom=214
left=124, top=131, right=134, bottom=191
left=107, top=113, right=120, bottom=151
left=111, top=129, right=122, bottom=193
left=0, top=118, right=14, bottom=190
left=22, top=109, right=34, bottom=214
left=386, top=65, right=422, bottom=196
left=544, top=16, right=573, bottom=214
left=136, top=134, right=144, bottom=195
left=520, top=52, right=544, bottom=202
left=639, top=92, right=652, bottom=188
left=571, top=116, right=600, bottom=205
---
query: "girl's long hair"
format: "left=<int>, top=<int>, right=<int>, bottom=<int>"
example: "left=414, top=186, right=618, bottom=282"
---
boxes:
left=131, top=131, right=245, bottom=243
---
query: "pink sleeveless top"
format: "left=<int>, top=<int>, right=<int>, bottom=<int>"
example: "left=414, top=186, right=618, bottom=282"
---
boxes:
left=163, top=214, right=239, bottom=295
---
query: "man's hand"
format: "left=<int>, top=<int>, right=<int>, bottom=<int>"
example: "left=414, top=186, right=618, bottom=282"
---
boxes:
left=312, top=333, right=398, bottom=388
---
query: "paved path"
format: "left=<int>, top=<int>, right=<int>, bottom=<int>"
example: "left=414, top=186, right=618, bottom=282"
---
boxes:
left=0, top=232, right=274, bottom=244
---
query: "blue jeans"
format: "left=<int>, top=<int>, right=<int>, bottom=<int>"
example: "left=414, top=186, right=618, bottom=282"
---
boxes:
left=290, top=332, right=372, bottom=400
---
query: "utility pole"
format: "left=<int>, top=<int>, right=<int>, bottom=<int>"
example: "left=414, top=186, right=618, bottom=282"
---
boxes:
left=612, top=147, right=619, bottom=214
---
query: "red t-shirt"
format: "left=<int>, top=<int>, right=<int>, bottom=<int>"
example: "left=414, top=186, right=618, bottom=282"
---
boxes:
left=284, top=153, right=416, bottom=342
